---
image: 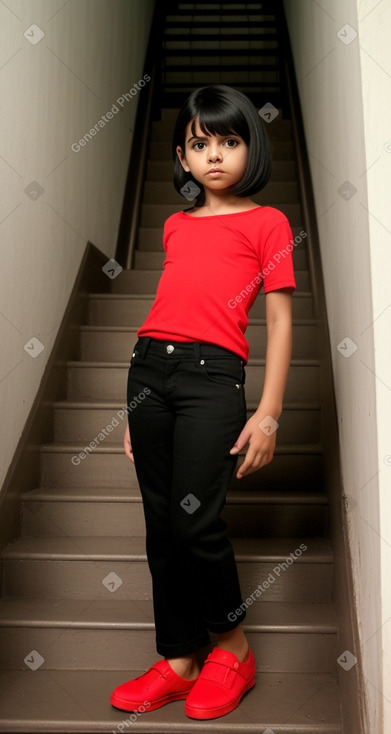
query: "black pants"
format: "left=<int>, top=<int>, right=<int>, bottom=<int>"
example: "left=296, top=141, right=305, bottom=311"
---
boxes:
left=127, top=337, right=248, bottom=657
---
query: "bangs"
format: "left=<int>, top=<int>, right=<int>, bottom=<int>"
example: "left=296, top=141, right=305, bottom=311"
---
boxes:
left=189, top=105, right=249, bottom=144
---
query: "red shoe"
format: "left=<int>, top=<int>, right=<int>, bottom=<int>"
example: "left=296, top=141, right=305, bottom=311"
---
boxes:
left=185, top=647, right=256, bottom=720
left=110, top=659, right=197, bottom=712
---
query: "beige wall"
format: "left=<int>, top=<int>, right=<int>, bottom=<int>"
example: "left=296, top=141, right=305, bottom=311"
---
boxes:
left=0, top=0, right=154, bottom=486
left=284, top=0, right=391, bottom=730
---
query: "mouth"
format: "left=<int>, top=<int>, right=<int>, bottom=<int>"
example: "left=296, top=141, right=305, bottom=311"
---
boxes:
left=206, top=168, right=225, bottom=176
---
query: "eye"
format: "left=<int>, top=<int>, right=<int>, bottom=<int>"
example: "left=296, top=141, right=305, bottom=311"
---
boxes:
left=225, top=139, right=239, bottom=148
left=192, top=141, right=206, bottom=151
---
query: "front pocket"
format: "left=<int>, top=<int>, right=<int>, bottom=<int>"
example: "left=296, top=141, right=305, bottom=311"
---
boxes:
left=200, top=357, right=245, bottom=387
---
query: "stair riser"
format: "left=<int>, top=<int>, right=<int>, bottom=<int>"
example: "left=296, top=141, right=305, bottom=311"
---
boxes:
left=3, top=560, right=333, bottom=603
left=79, top=324, right=319, bottom=361
left=0, top=628, right=336, bottom=672
left=143, top=181, right=299, bottom=205
left=147, top=159, right=297, bottom=182
left=54, top=407, right=321, bottom=444
left=134, top=247, right=308, bottom=270
left=22, top=501, right=327, bottom=538
left=40, top=452, right=322, bottom=489
left=149, top=139, right=295, bottom=161
left=138, top=203, right=303, bottom=229
left=88, top=293, right=314, bottom=324
left=66, top=364, right=320, bottom=403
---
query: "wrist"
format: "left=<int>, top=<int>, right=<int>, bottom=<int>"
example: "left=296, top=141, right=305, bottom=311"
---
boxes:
left=254, top=403, right=282, bottom=422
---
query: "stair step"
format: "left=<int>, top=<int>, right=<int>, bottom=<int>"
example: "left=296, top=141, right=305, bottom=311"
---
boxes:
left=109, top=263, right=308, bottom=292
left=0, top=669, right=342, bottom=732
left=88, top=292, right=315, bottom=322
left=38, top=442, right=323, bottom=490
left=2, top=537, right=333, bottom=602
left=64, top=360, right=320, bottom=404
left=162, top=46, right=281, bottom=58
left=142, top=180, right=299, bottom=205
left=146, top=158, right=297, bottom=181
left=77, top=322, right=319, bottom=361
left=53, top=401, right=321, bottom=445
left=138, top=202, right=303, bottom=228
left=21, top=486, right=327, bottom=538
left=165, top=18, right=277, bottom=28
left=0, top=599, right=336, bottom=672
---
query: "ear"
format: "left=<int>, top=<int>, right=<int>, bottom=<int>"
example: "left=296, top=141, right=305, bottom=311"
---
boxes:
left=176, top=145, right=190, bottom=173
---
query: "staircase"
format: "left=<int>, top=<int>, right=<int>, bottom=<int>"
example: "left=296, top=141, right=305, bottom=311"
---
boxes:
left=0, top=3, right=344, bottom=733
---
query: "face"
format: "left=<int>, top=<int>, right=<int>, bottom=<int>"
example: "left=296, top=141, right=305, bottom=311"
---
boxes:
left=176, top=118, right=248, bottom=194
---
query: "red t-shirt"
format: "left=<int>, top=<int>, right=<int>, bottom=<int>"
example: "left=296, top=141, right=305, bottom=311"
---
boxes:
left=137, top=206, right=296, bottom=362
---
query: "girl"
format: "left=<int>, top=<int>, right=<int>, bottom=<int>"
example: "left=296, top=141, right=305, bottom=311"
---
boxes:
left=110, top=85, right=296, bottom=720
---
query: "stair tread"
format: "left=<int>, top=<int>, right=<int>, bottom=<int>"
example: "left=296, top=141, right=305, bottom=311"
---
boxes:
left=2, top=536, right=332, bottom=562
left=39, top=442, right=323, bottom=455
left=21, top=486, right=327, bottom=504
left=0, top=598, right=336, bottom=631
left=54, top=399, right=321, bottom=409
left=0, top=669, right=342, bottom=732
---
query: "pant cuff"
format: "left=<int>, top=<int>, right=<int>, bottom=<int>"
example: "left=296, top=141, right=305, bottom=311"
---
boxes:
left=156, top=631, right=211, bottom=658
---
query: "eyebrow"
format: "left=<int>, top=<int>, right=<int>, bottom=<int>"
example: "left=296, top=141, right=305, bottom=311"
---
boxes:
left=187, top=135, right=209, bottom=143
left=187, top=133, right=240, bottom=143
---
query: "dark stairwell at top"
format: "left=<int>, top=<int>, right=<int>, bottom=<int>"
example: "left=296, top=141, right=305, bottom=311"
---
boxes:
left=0, top=2, right=362, bottom=732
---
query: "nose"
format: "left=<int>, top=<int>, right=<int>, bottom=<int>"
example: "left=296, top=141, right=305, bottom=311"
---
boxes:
left=207, top=144, right=222, bottom=162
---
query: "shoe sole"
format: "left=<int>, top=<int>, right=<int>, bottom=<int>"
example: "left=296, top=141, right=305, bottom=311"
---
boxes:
left=185, top=676, right=256, bottom=720
left=110, top=690, right=192, bottom=713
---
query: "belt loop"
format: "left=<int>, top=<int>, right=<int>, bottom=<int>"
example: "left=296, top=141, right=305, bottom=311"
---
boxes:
left=138, top=337, right=151, bottom=358
left=193, top=342, right=201, bottom=365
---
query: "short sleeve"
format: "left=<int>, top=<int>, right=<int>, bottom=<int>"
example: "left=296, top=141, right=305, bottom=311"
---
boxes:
left=259, top=217, right=297, bottom=294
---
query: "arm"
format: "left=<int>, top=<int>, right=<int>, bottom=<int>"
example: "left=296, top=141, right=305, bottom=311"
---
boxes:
left=230, top=287, right=294, bottom=479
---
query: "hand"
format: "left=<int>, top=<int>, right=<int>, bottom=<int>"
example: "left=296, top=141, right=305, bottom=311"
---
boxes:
left=230, top=412, right=277, bottom=479
left=123, top=423, right=134, bottom=463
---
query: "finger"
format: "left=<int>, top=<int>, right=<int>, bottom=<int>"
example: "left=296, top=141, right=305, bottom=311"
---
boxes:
left=236, top=445, right=259, bottom=478
left=230, top=427, right=251, bottom=454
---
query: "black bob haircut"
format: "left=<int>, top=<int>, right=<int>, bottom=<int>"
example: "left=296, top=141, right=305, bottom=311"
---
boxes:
left=172, top=85, right=272, bottom=205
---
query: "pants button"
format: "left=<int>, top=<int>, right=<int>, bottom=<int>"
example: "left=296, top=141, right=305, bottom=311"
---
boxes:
left=166, top=345, right=175, bottom=354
